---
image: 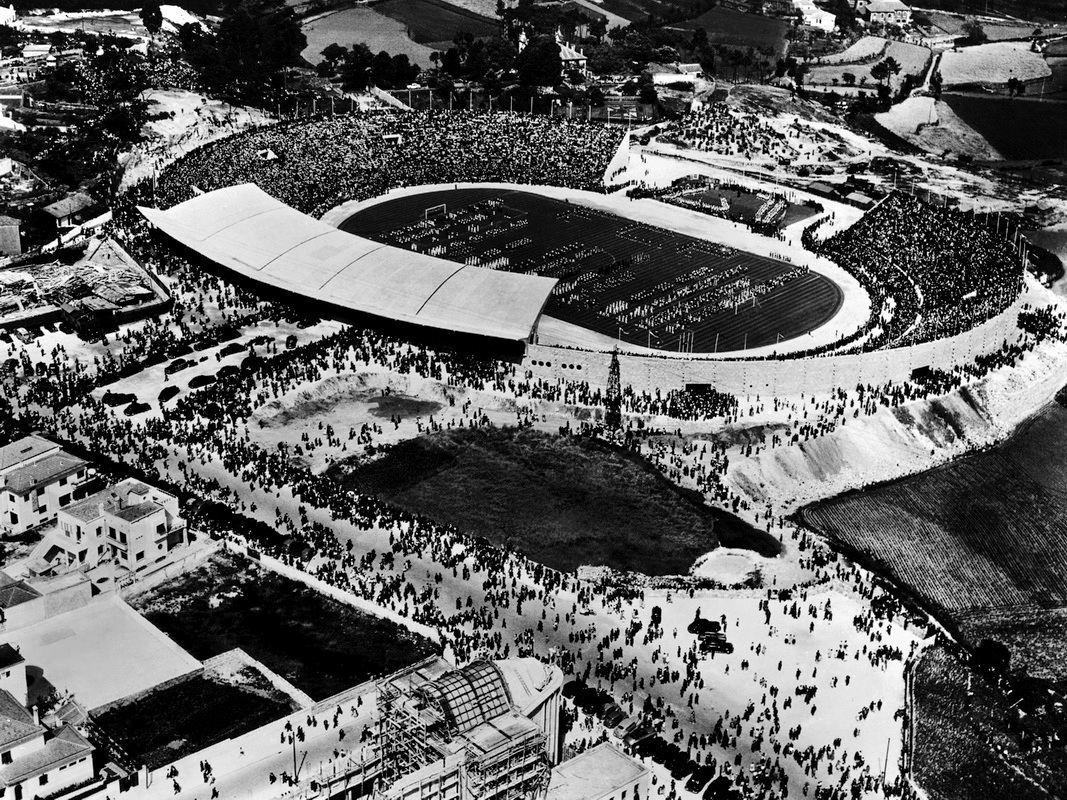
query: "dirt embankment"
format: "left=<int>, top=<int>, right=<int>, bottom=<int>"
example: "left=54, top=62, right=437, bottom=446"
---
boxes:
left=725, top=328, right=1067, bottom=516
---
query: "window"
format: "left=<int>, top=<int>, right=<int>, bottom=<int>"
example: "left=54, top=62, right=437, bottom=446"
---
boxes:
left=39, top=774, right=47, bottom=785
left=119, top=532, right=127, bottom=544
left=108, top=526, right=115, bottom=538
left=36, top=487, right=44, bottom=497
left=136, top=552, right=144, bottom=562
left=8, top=513, right=15, bottom=525
left=156, top=523, right=166, bottom=534
left=59, top=476, right=67, bottom=486
left=59, top=494, right=70, bottom=506
left=1, top=751, right=12, bottom=765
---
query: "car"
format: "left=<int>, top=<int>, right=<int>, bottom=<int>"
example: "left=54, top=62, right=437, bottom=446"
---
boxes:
left=703, top=777, right=739, bottom=800
left=686, top=765, right=716, bottom=793
left=164, top=358, right=191, bottom=375
left=611, top=719, right=637, bottom=739
left=624, top=725, right=656, bottom=747
left=669, top=758, right=696, bottom=781
left=562, top=680, right=585, bottom=699
left=124, top=400, right=151, bottom=416
left=602, top=706, right=627, bottom=727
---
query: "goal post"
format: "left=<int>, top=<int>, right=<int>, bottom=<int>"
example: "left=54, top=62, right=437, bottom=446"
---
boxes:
left=424, top=203, right=447, bottom=221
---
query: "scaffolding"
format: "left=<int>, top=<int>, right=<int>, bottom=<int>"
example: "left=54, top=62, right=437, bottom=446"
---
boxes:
left=375, top=659, right=550, bottom=800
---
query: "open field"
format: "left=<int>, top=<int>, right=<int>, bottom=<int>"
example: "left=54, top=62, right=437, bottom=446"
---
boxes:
left=812, top=35, right=887, bottom=65
left=341, top=187, right=841, bottom=353
left=95, top=676, right=293, bottom=770
left=667, top=7, right=788, bottom=53
left=300, top=7, right=436, bottom=66
left=807, top=39, right=931, bottom=87
left=131, top=551, right=437, bottom=700
left=944, top=94, right=1067, bottom=160
left=374, top=0, right=499, bottom=47
left=939, top=41, right=1051, bottom=86
left=912, top=646, right=1067, bottom=800
left=326, top=426, right=782, bottom=575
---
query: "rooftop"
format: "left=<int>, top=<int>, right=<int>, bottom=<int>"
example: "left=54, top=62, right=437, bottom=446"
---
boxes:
left=0, top=580, right=41, bottom=610
left=1, top=452, right=87, bottom=495
left=0, top=436, right=58, bottom=473
left=0, top=689, right=38, bottom=751
left=110, top=500, right=162, bottom=524
left=0, top=643, right=23, bottom=670
left=546, top=744, right=648, bottom=800
left=0, top=725, right=92, bottom=787
left=42, top=193, right=96, bottom=220
left=865, top=0, right=909, bottom=11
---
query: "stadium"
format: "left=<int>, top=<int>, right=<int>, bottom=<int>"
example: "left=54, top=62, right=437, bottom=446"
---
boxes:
left=136, top=108, right=1033, bottom=398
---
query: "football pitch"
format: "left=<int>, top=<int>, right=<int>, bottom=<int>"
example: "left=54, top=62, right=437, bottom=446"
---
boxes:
left=340, top=188, right=842, bottom=352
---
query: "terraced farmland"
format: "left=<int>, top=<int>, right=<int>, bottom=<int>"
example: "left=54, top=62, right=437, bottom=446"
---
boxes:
left=798, top=402, right=1067, bottom=617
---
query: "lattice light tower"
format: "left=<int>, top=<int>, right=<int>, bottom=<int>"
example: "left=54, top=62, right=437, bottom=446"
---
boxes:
left=605, top=349, right=622, bottom=431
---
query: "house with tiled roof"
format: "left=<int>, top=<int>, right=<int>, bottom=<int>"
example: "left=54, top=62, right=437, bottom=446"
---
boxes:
left=0, top=687, right=94, bottom=800
left=0, top=437, right=91, bottom=536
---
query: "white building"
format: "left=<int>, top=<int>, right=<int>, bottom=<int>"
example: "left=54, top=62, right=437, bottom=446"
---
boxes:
left=40, top=479, right=186, bottom=574
left=795, top=0, right=837, bottom=31
left=864, top=0, right=911, bottom=25
left=0, top=6, right=14, bottom=27
left=0, top=650, right=94, bottom=800
left=0, top=437, right=91, bottom=537
left=546, top=743, right=649, bottom=800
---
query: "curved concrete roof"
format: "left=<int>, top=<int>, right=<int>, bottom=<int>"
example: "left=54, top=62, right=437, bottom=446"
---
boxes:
left=139, top=184, right=557, bottom=342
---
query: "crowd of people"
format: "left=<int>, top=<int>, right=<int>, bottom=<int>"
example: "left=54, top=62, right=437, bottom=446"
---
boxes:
left=2, top=105, right=1059, bottom=800
left=143, top=109, right=624, bottom=221
left=658, top=105, right=851, bottom=166
left=811, top=192, right=1024, bottom=352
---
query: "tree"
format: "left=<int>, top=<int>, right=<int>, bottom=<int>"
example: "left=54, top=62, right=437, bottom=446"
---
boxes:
left=340, top=43, right=375, bottom=91
left=139, top=1, right=164, bottom=35
left=961, top=18, right=986, bottom=45
left=870, top=59, right=889, bottom=84
left=515, top=34, right=562, bottom=86
left=973, top=639, right=1011, bottom=675
left=842, top=71, right=856, bottom=86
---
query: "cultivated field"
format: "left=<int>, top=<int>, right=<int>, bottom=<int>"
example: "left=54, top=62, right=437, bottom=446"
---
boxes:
left=131, top=551, right=437, bottom=699
left=327, top=426, right=782, bottom=575
left=341, top=187, right=841, bottom=352
left=913, top=646, right=1066, bottom=800
left=812, top=35, right=887, bottom=65
left=668, top=7, right=788, bottom=53
left=943, top=94, right=1067, bottom=160
left=938, top=42, right=1051, bottom=86
left=807, top=39, right=931, bottom=87
left=96, top=676, right=293, bottom=769
left=797, top=401, right=1067, bottom=617
left=373, top=0, right=500, bottom=47
left=300, top=7, right=436, bottom=66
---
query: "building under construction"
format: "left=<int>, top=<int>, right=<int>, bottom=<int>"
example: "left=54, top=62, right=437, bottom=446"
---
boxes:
left=376, top=657, right=563, bottom=800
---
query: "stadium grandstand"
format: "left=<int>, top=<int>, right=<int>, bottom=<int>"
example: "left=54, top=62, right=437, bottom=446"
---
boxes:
left=139, top=184, right=557, bottom=345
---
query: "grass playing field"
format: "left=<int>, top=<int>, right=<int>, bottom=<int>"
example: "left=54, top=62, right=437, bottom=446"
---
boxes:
left=340, top=188, right=841, bottom=353
left=326, top=426, right=782, bottom=576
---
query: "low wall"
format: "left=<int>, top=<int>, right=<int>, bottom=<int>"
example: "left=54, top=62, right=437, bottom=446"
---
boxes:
left=523, top=288, right=1030, bottom=397
left=224, top=540, right=441, bottom=644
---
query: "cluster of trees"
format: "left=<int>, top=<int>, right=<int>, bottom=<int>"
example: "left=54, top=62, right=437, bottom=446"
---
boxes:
left=173, top=0, right=306, bottom=103
left=317, top=43, right=420, bottom=91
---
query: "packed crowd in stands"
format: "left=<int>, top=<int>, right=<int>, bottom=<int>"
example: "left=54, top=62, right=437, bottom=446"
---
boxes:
left=810, top=192, right=1024, bottom=352
left=144, top=109, right=624, bottom=220
left=658, top=104, right=851, bottom=165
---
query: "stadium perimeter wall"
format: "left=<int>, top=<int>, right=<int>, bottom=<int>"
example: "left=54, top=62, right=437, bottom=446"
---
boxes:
left=523, top=287, right=1032, bottom=397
